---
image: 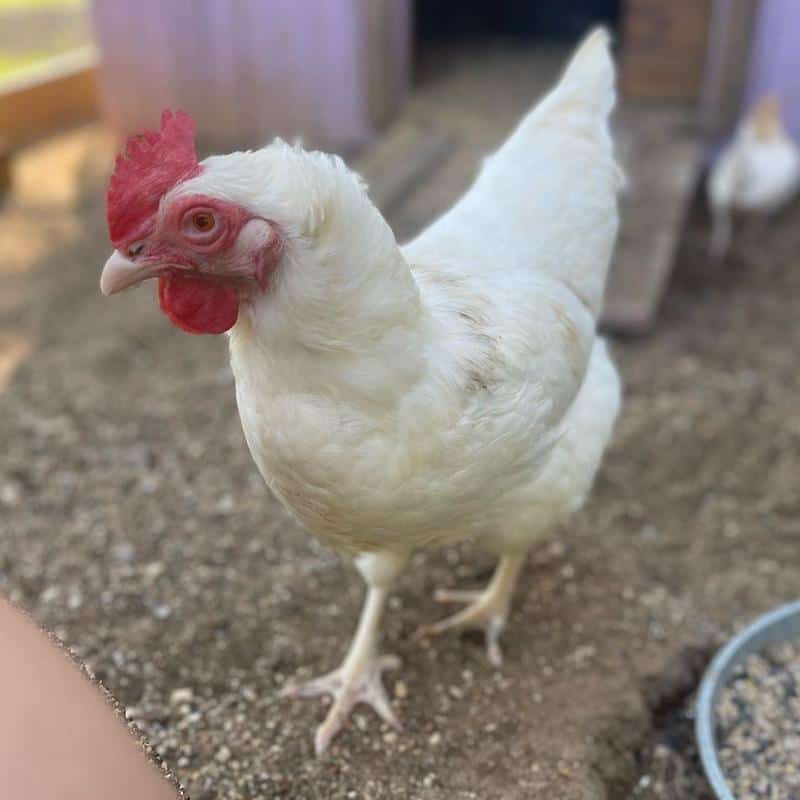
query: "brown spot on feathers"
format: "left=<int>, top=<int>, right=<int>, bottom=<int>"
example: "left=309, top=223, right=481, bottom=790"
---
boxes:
left=550, top=301, right=585, bottom=381
left=458, top=310, right=500, bottom=393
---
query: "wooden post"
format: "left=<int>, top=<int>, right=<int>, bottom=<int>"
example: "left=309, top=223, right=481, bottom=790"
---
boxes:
left=0, top=138, right=11, bottom=195
left=620, top=0, right=714, bottom=103
left=700, top=0, right=760, bottom=145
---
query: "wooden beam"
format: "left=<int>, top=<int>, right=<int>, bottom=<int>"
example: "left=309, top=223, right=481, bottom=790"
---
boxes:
left=620, top=0, right=713, bottom=103
left=352, top=120, right=454, bottom=216
left=0, top=48, right=98, bottom=149
left=601, top=107, right=701, bottom=334
left=699, top=0, right=760, bottom=140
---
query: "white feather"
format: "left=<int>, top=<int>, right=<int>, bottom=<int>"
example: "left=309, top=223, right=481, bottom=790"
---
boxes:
left=178, top=29, right=622, bottom=559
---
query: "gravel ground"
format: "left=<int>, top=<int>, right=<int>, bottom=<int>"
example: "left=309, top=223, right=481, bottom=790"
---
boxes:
left=2, top=116, right=800, bottom=799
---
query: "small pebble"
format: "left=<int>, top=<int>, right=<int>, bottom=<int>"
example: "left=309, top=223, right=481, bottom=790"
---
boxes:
left=143, top=562, right=165, bottom=583
left=151, top=603, right=172, bottom=619
left=0, top=482, right=21, bottom=506
left=216, top=745, right=231, bottom=763
left=169, top=687, right=194, bottom=706
left=67, top=588, right=83, bottom=609
left=40, top=586, right=59, bottom=604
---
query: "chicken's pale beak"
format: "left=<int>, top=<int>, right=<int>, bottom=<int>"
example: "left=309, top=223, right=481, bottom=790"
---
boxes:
left=100, top=250, right=163, bottom=296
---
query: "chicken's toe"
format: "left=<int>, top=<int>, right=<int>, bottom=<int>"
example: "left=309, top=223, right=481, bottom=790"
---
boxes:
left=281, top=654, right=402, bottom=755
left=416, top=554, right=526, bottom=667
left=433, top=588, right=483, bottom=604
left=416, top=595, right=508, bottom=667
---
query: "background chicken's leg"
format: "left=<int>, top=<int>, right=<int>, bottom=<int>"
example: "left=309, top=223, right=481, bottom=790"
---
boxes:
left=417, top=552, right=527, bottom=667
left=281, top=552, right=406, bottom=754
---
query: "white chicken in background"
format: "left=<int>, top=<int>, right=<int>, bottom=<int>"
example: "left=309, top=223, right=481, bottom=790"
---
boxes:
left=708, top=95, right=800, bottom=259
left=99, top=29, right=622, bottom=754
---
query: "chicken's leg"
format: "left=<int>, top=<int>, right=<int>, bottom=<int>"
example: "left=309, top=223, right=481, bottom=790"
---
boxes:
left=416, top=552, right=526, bottom=667
left=280, top=552, right=405, bottom=755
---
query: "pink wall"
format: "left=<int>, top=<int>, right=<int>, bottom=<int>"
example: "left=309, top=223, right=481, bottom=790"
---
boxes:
left=90, top=0, right=411, bottom=152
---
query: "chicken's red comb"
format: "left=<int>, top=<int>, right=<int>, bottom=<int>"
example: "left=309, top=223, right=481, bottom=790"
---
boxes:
left=106, top=109, right=201, bottom=248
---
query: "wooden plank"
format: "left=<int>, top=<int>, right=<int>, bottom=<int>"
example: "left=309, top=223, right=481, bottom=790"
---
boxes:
left=601, top=107, right=701, bottom=334
left=352, top=121, right=455, bottom=216
left=620, top=0, right=713, bottom=102
left=0, top=48, right=98, bottom=149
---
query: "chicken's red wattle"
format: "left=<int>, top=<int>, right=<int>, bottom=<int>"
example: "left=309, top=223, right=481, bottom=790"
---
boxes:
left=157, top=273, right=239, bottom=335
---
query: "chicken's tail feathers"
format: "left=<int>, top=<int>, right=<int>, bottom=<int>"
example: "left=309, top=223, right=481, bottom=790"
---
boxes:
left=508, top=24, right=620, bottom=187
left=404, top=27, right=622, bottom=317
left=557, top=26, right=616, bottom=120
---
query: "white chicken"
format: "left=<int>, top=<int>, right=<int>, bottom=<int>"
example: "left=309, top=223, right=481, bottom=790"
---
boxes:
left=708, top=95, right=800, bottom=259
left=99, top=28, right=622, bottom=754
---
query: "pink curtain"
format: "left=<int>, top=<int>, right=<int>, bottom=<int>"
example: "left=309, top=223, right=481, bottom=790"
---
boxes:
left=90, top=0, right=411, bottom=151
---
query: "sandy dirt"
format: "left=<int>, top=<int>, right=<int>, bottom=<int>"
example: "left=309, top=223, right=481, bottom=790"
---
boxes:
left=2, top=77, right=800, bottom=800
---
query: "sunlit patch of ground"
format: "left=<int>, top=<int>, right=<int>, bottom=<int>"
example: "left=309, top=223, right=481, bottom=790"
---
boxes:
left=0, top=333, right=32, bottom=390
left=0, top=122, right=112, bottom=392
left=0, top=123, right=113, bottom=275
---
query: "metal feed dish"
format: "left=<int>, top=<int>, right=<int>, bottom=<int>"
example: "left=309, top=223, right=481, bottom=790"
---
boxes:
left=695, top=599, right=800, bottom=800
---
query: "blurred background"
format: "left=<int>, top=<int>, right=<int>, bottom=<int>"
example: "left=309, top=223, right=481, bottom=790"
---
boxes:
left=2, top=3, right=800, bottom=799
left=0, top=0, right=797, bottom=333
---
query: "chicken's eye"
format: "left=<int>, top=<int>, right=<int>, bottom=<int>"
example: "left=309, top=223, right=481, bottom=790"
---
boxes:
left=179, top=205, right=225, bottom=248
left=191, top=211, right=216, bottom=232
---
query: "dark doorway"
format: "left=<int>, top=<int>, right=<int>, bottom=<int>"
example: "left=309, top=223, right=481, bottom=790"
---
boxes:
left=416, top=0, right=621, bottom=42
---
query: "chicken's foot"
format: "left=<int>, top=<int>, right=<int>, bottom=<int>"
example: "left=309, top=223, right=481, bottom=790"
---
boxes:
left=416, top=552, right=526, bottom=667
left=281, top=579, right=401, bottom=755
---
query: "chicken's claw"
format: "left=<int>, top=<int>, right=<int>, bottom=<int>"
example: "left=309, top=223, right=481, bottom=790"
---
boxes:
left=280, top=654, right=401, bottom=755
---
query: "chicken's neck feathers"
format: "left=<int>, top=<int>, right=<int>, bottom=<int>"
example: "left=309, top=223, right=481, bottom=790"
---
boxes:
left=236, top=159, right=421, bottom=350
left=229, top=183, right=432, bottom=406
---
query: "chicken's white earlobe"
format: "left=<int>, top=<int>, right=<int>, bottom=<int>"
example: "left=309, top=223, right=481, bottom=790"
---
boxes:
left=253, top=225, right=284, bottom=292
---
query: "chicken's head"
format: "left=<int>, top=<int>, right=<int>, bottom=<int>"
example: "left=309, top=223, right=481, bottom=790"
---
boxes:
left=100, top=110, right=284, bottom=335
